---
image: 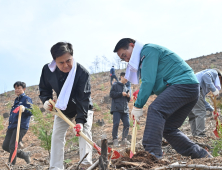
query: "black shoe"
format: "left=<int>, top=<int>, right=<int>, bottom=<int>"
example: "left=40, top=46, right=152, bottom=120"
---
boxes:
left=17, top=151, right=31, bottom=164
left=196, top=134, right=207, bottom=137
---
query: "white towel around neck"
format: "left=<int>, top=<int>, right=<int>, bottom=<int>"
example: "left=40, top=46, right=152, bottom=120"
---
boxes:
left=124, top=41, right=144, bottom=84
left=48, top=59, right=77, bottom=110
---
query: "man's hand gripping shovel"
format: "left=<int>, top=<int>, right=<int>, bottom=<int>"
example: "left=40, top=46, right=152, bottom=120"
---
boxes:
left=49, top=99, right=121, bottom=159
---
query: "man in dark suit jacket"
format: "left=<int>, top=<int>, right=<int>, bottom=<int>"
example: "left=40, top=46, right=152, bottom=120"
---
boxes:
left=39, top=42, right=93, bottom=169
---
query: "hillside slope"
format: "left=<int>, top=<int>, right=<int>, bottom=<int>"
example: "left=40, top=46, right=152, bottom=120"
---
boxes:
left=0, top=53, right=222, bottom=169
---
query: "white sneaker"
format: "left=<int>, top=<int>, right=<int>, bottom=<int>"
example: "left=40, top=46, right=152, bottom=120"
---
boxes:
left=113, top=139, right=119, bottom=147
left=121, top=138, right=130, bottom=146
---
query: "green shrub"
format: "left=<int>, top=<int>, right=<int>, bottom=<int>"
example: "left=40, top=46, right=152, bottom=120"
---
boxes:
left=29, top=104, right=54, bottom=157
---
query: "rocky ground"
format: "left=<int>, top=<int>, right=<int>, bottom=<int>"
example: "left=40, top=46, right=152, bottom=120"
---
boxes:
left=0, top=70, right=222, bottom=170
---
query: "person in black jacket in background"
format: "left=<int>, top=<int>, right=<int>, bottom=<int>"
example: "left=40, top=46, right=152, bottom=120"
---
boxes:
left=39, top=42, right=93, bottom=169
left=110, top=72, right=130, bottom=146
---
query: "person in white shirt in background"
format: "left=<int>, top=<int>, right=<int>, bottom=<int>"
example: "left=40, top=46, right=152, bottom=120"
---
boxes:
left=188, top=68, right=222, bottom=137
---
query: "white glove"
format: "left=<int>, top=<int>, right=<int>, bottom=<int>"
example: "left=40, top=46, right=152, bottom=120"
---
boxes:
left=213, top=89, right=219, bottom=96
left=73, top=123, right=83, bottom=136
left=131, top=107, right=143, bottom=122
left=21, top=105, right=25, bottom=112
left=43, top=100, right=53, bottom=111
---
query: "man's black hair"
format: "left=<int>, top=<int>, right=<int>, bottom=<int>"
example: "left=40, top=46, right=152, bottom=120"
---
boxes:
left=120, top=72, right=125, bottom=77
left=14, top=81, right=26, bottom=89
left=51, top=42, right=73, bottom=60
left=113, top=38, right=136, bottom=52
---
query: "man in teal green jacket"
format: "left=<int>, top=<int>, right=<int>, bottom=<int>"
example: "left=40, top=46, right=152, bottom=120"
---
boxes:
left=113, top=38, right=211, bottom=159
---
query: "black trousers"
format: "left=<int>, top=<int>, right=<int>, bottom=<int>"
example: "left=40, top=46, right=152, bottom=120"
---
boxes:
left=110, top=75, right=118, bottom=85
left=2, top=128, right=27, bottom=164
left=143, top=84, right=208, bottom=159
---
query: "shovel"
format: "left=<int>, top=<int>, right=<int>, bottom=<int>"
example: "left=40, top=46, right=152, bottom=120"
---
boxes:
left=49, top=99, right=121, bottom=159
left=130, top=90, right=139, bottom=158
left=130, top=118, right=137, bottom=158
left=10, top=105, right=23, bottom=163
left=210, top=95, right=222, bottom=137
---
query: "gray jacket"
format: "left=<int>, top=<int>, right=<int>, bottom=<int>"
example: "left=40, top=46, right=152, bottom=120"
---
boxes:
left=196, top=69, right=218, bottom=111
left=110, top=82, right=130, bottom=114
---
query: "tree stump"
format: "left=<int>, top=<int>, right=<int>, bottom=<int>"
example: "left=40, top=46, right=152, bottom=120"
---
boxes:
left=99, top=139, right=108, bottom=170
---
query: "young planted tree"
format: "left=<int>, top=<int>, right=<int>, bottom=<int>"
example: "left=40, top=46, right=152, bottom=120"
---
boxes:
left=29, top=104, right=54, bottom=157
left=212, top=125, right=222, bottom=156
left=92, top=56, right=101, bottom=73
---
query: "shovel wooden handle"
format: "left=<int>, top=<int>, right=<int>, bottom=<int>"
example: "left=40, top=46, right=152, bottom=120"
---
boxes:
left=49, top=99, right=94, bottom=147
left=131, top=119, right=137, bottom=155
left=16, top=106, right=23, bottom=142
left=10, top=106, right=23, bottom=163
left=49, top=99, right=122, bottom=159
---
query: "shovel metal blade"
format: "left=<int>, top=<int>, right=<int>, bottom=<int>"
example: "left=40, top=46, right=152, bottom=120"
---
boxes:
left=108, top=147, right=121, bottom=159
left=10, top=141, right=18, bottom=163
left=93, top=143, right=121, bottom=159
left=130, top=151, right=134, bottom=158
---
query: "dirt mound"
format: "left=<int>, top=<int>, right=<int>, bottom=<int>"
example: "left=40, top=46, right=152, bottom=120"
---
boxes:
left=113, top=151, right=169, bottom=169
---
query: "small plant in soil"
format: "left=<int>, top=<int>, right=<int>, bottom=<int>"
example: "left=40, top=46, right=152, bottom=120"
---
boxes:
left=101, top=84, right=105, bottom=91
left=93, top=103, right=101, bottom=111
left=0, top=115, right=4, bottom=131
left=129, top=119, right=140, bottom=130
left=103, top=112, right=109, bottom=115
left=29, top=104, right=54, bottom=157
left=66, top=136, right=79, bottom=145
left=64, top=159, right=72, bottom=164
left=5, top=102, right=12, bottom=110
left=212, top=125, right=222, bottom=156
left=92, top=123, right=99, bottom=128
left=91, top=76, right=95, bottom=81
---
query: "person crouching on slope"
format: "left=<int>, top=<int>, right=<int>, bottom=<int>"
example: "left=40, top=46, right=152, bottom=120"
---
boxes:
left=113, top=38, right=212, bottom=159
left=188, top=68, right=222, bottom=137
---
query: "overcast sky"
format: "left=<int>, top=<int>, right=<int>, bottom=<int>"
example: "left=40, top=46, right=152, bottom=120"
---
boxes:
left=0, top=0, right=222, bottom=93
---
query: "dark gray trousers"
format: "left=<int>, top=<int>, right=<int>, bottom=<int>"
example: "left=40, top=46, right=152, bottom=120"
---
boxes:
left=2, top=128, right=27, bottom=164
left=188, top=90, right=206, bottom=136
left=142, top=84, right=207, bottom=159
left=110, top=75, right=118, bottom=85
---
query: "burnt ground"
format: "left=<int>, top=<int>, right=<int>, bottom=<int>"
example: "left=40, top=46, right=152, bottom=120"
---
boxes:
left=0, top=70, right=222, bottom=169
